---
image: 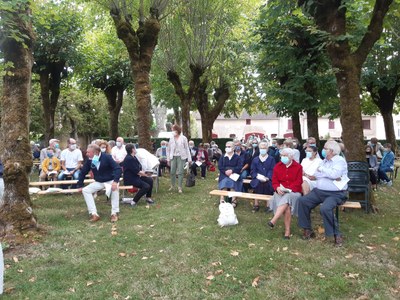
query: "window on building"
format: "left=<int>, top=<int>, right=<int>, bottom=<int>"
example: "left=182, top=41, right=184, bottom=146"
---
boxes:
left=362, top=120, right=371, bottom=130
left=328, top=120, right=335, bottom=129
left=287, top=119, right=292, bottom=130
left=246, top=119, right=251, bottom=125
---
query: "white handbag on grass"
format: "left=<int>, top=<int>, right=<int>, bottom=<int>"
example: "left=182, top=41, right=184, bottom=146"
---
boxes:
left=217, top=201, right=239, bottom=227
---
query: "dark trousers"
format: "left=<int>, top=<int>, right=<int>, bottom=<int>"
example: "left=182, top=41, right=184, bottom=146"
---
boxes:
left=297, top=188, right=347, bottom=237
left=158, top=160, right=169, bottom=176
left=191, top=162, right=207, bottom=178
left=369, top=170, right=377, bottom=185
left=132, top=176, right=153, bottom=203
left=378, top=168, right=391, bottom=182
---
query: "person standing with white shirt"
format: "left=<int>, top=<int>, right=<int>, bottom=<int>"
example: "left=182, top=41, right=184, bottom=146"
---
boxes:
left=297, top=140, right=348, bottom=247
left=111, top=137, right=127, bottom=165
left=166, top=124, right=192, bottom=193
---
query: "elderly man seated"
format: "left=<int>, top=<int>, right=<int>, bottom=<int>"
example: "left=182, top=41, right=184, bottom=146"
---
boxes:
left=155, top=140, right=169, bottom=176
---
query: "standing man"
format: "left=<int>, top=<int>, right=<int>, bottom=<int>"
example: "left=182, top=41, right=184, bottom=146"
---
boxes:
left=58, top=138, right=83, bottom=188
left=111, top=137, right=126, bottom=165
left=77, top=144, right=122, bottom=222
left=297, top=140, right=348, bottom=247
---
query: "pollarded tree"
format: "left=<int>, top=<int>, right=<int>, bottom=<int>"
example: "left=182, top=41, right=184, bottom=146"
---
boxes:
left=299, top=0, right=393, bottom=160
left=32, top=0, right=83, bottom=144
left=0, top=0, right=38, bottom=236
left=362, top=4, right=400, bottom=151
left=78, top=17, right=131, bottom=140
left=103, top=0, right=169, bottom=150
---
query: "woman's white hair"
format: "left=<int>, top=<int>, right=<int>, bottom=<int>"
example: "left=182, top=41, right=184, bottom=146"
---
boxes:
left=225, top=141, right=234, bottom=147
left=259, top=141, right=269, bottom=149
left=280, top=148, right=294, bottom=157
left=324, top=140, right=341, bottom=155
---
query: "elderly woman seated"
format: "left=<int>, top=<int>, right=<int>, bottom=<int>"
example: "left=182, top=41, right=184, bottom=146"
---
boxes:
left=267, top=148, right=303, bottom=239
left=218, top=141, right=243, bottom=208
left=250, top=141, right=276, bottom=212
left=365, top=144, right=378, bottom=190
left=301, top=145, right=322, bottom=195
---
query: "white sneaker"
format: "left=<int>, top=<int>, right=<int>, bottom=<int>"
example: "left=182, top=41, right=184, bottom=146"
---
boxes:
left=122, top=197, right=133, bottom=203
left=387, top=180, right=393, bottom=187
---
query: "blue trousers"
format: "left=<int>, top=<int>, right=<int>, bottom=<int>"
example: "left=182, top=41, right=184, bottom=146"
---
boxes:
left=297, top=188, right=347, bottom=236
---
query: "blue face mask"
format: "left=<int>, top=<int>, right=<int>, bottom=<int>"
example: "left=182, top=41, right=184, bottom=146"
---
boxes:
left=271, top=144, right=277, bottom=148
left=92, top=155, right=100, bottom=166
left=252, top=143, right=258, bottom=148
left=306, top=152, right=313, bottom=159
left=321, top=149, right=327, bottom=158
left=370, top=143, right=375, bottom=147
left=260, top=149, right=267, bottom=156
left=281, top=156, right=289, bottom=164
left=234, top=146, right=241, bottom=152
left=309, top=143, right=316, bottom=147
left=55, top=143, right=59, bottom=149
left=161, top=145, right=167, bottom=149
left=47, top=153, right=53, bottom=158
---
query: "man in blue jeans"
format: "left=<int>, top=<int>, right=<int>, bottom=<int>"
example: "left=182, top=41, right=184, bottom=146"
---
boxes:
left=58, top=138, right=83, bottom=189
left=297, top=140, right=348, bottom=247
left=377, top=143, right=395, bottom=187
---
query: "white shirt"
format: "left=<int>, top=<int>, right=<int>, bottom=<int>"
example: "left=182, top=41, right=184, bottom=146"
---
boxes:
left=301, top=156, right=322, bottom=176
left=314, top=155, right=348, bottom=191
left=111, top=145, right=126, bottom=163
left=60, top=148, right=83, bottom=169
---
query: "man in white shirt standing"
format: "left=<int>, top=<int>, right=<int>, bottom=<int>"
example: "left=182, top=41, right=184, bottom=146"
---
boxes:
left=58, top=138, right=84, bottom=188
left=111, top=137, right=126, bottom=165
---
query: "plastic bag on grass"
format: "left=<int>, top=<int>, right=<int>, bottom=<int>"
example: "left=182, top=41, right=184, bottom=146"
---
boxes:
left=217, top=201, right=238, bottom=227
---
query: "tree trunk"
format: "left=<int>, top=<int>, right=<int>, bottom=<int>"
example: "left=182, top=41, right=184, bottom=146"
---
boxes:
left=39, top=62, right=64, bottom=144
left=291, top=112, right=302, bottom=141
left=306, top=108, right=319, bottom=141
left=172, top=108, right=181, bottom=126
left=301, top=0, right=392, bottom=161
left=196, top=78, right=230, bottom=143
left=104, top=86, right=124, bottom=140
left=0, top=3, right=38, bottom=236
left=381, top=110, right=396, bottom=151
left=110, top=7, right=161, bottom=151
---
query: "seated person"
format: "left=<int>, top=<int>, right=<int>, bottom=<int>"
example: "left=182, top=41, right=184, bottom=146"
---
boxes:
left=267, top=148, right=303, bottom=239
left=301, top=146, right=322, bottom=195
left=368, top=137, right=384, bottom=161
left=234, top=140, right=251, bottom=180
left=268, top=139, right=281, bottom=163
left=155, top=140, right=169, bottom=176
left=58, top=138, right=83, bottom=188
left=218, top=141, right=243, bottom=208
left=250, top=141, right=275, bottom=212
left=98, top=139, right=111, bottom=154
left=190, top=143, right=209, bottom=179
left=365, top=145, right=378, bottom=190
left=39, top=147, right=61, bottom=182
left=188, top=140, right=197, bottom=161
left=122, top=143, right=155, bottom=207
left=283, top=139, right=300, bottom=163
left=377, top=143, right=395, bottom=186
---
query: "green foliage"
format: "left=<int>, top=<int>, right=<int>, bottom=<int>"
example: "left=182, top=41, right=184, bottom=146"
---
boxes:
left=254, top=0, right=338, bottom=117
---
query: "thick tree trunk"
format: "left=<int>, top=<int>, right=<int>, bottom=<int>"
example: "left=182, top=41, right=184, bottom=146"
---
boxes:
left=39, top=62, right=64, bottom=144
left=302, top=0, right=392, bottom=161
left=306, top=108, right=319, bottom=141
left=196, top=78, right=230, bottom=143
left=173, top=108, right=181, bottom=126
left=291, top=112, right=302, bottom=141
left=111, top=7, right=161, bottom=151
left=381, top=111, right=396, bottom=150
left=104, top=86, right=124, bottom=140
left=0, top=4, right=38, bottom=236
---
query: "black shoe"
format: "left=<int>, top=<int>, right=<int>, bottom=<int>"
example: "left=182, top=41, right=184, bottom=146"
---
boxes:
left=283, top=235, right=290, bottom=240
left=267, top=221, right=274, bottom=229
left=302, top=229, right=316, bottom=240
left=252, top=205, right=260, bottom=213
left=334, top=235, right=343, bottom=247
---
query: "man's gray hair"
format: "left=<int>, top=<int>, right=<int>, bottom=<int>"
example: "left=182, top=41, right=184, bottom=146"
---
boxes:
left=324, top=140, right=341, bottom=155
left=259, top=141, right=269, bottom=149
left=87, top=144, right=100, bottom=153
left=280, top=148, right=294, bottom=157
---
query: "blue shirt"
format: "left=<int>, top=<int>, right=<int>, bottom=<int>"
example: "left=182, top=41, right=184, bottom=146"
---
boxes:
left=314, top=155, right=348, bottom=191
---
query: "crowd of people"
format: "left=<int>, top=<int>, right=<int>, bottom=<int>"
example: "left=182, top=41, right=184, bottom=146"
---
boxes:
left=27, top=130, right=396, bottom=246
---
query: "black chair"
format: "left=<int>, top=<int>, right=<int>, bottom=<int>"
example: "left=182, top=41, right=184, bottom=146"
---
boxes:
left=347, top=161, right=370, bottom=213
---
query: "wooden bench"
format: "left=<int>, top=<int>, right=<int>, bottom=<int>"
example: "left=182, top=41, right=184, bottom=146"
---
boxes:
left=36, top=185, right=138, bottom=195
left=209, top=189, right=272, bottom=203
left=336, top=201, right=362, bottom=222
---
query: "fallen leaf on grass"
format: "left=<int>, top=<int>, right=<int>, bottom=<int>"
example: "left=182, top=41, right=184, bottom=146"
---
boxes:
left=12, top=256, right=19, bottom=263
left=5, top=264, right=11, bottom=269
left=392, top=237, right=399, bottom=241
left=344, top=273, right=359, bottom=279
left=291, top=251, right=300, bottom=256
left=4, top=287, right=15, bottom=294
left=119, top=252, right=127, bottom=257
left=17, top=269, right=23, bottom=273
left=111, top=231, right=118, bottom=236
left=92, top=240, right=96, bottom=243
left=142, top=256, right=148, bottom=260
left=366, top=246, right=376, bottom=250
left=206, top=275, right=215, bottom=280
left=68, top=287, right=76, bottom=293
left=215, top=269, right=224, bottom=275
left=29, top=277, right=36, bottom=282
left=317, top=273, right=325, bottom=278
left=317, top=226, right=325, bottom=234
left=345, top=254, right=353, bottom=259
left=149, top=224, right=155, bottom=228
left=86, top=281, right=94, bottom=287
left=283, top=247, right=288, bottom=251
left=358, top=234, right=364, bottom=238
left=252, top=276, right=260, bottom=287
left=248, top=243, right=256, bottom=248
left=211, top=261, right=222, bottom=266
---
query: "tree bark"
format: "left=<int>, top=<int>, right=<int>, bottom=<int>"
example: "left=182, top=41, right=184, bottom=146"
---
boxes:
left=172, top=108, right=181, bottom=126
left=110, top=5, right=161, bottom=151
left=306, top=108, right=319, bottom=141
left=301, top=0, right=393, bottom=161
left=367, top=81, right=400, bottom=152
left=196, top=78, right=230, bottom=143
left=0, top=3, right=38, bottom=236
left=104, top=86, right=124, bottom=140
left=291, top=112, right=302, bottom=141
left=38, top=61, right=64, bottom=144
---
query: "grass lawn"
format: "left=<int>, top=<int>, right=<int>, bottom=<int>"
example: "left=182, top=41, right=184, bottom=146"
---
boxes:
left=1, top=174, right=400, bottom=299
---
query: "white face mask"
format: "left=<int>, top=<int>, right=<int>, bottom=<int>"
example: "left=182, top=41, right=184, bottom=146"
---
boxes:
left=100, top=147, right=106, bottom=153
left=70, top=144, right=77, bottom=150
left=116, top=141, right=122, bottom=147
left=173, top=131, right=178, bottom=136
left=225, top=147, right=232, bottom=153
